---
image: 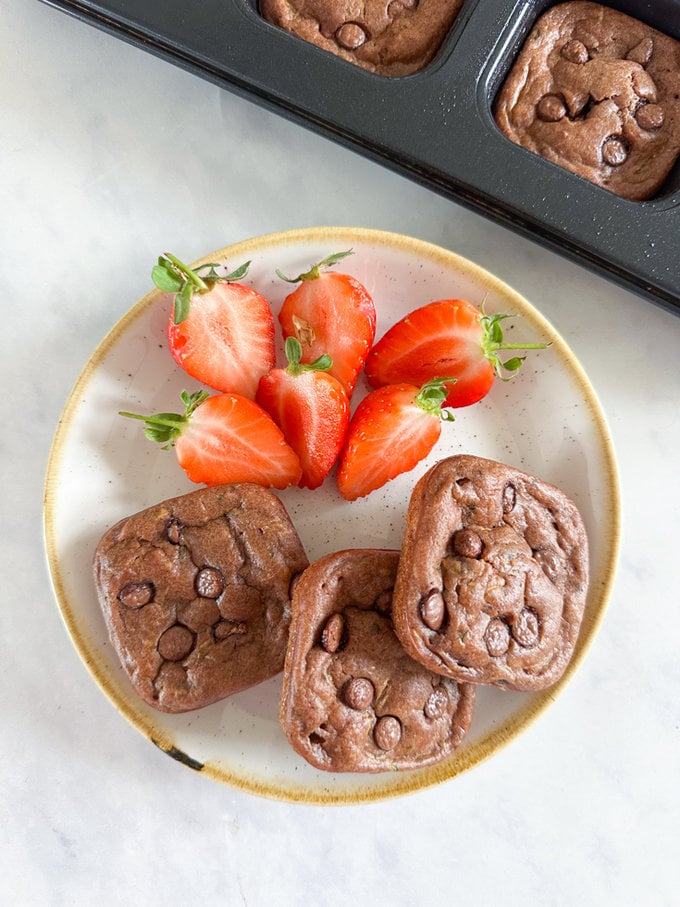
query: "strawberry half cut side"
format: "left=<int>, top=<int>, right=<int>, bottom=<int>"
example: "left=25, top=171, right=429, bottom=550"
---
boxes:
left=336, top=378, right=455, bottom=501
left=153, top=252, right=276, bottom=398
left=365, top=298, right=548, bottom=408
left=120, top=389, right=302, bottom=489
left=277, top=250, right=376, bottom=398
left=256, top=337, right=350, bottom=490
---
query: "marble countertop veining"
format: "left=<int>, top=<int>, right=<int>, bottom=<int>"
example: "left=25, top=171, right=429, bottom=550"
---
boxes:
left=3, top=2, right=679, bottom=905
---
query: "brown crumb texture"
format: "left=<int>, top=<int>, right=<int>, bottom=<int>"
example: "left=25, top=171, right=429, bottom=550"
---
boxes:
left=392, top=455, right=589, bottom=692
left=279, top=548, right=475, bottom=773
left=93, top=484, right=309, bottom=713
left=493, top=1, right=680, bottom=200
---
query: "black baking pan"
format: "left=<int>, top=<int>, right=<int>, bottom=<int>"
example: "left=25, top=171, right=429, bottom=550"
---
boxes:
left=40, top=0, right=680, bottom=314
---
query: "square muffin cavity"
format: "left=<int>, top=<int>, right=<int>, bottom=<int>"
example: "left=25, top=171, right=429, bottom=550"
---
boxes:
left=493, top=1, right=680, bottom=200
left=258, top=0, right=465, bottom=76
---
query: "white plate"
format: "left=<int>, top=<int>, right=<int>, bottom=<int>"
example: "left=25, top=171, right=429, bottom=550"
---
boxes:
left=44, top=227, right=620, bottom=804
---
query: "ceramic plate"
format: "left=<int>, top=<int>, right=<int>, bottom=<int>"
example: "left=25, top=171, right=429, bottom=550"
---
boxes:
left=44, top=227, right=620, bottom=804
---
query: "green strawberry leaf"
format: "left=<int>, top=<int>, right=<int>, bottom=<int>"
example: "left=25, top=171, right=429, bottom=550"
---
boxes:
left=152, top=259, right=183, bottom=292
left=284, top=336, right=333, bottom=375
left=480, top=308, right=549, bottom=380
left=197, top=260, right=251, bottom=283
left=501, top=356, right=526, bottom=372
left=415, top=377, right=456, bottom=422
left=119, top=390, right=209, bottom=449
left=223, top=260, right=251, bottom=282
left=173, top=281, right=193, bottom=325
left=276, top=249, right=353, bottom=283
left=152, top=252, right=251, bottom=325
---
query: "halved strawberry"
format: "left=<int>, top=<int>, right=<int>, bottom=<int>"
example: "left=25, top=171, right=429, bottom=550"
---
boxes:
left=365, top=298, right=547, bottom=408
left=277, top=250, right=376, bottom=398
left=153, top=253, right=276, bottom=398
left=256, top=337, right=350, bottom=490
left=120, top=389, right=302, bottom=489
left=335, top=379, right=454, bottom=501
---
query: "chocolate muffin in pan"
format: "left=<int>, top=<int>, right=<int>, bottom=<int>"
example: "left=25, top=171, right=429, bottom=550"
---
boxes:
left=259, top=0, right=464, bottom=76
left=93, top=484, right=308, bottom=713
left=392, top=455, right=589, bottom=692
left=279, top=549, right=475, bottom=773
left=494, top=2, right=680, bottom=200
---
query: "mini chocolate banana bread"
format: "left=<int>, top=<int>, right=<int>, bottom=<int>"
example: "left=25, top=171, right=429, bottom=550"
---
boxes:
left=494, top=2, right=680, bottom=200
left=259, top=0, right=464, bottom=77
left=279, top=549, right=475, bottom=772
left=391, top=456, right=589, bottom=692
left=93, top=484, right=309, bottom=713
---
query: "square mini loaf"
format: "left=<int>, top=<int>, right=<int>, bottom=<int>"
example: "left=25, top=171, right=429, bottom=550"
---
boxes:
left=279, top=549, right=475, bottom=772
left=494, top=1, right=680, bottom=200
left=259, top=0, right=464, bottom=76
left=93, top=484, right=309, bottom=713
left=391, top=455, right=589, bottom=692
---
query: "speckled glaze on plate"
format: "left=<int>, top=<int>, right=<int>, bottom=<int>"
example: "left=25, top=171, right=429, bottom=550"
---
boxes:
left=43, top=227, right=620, bottom=804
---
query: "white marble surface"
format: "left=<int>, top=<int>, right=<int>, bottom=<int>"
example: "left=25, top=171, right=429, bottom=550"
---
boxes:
left=3, top=2, right=679, bottom=904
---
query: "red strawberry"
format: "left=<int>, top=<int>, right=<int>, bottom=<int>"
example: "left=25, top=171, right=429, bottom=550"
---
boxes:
left=152, top=253, right=276, bottom=398
left=277, top=250, right=376, bottom=398
left=336, top=379, right=454, bottom=501
left=257, top=337, right=350, bottom=490
left=365, top=299, right=547, bottom=408
left=120, top=389, right=302, bottom=489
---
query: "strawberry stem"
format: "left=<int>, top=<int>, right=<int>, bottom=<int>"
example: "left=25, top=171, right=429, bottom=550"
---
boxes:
left=415, top=377, right=456, bottom=422
left=480, top=311, right=549, bottom=380
left=276, top=249, right=353, bottom=283
left=152, top=253, right=251, bottom=325
left=119, top=390, right=209, bottom=448
left=284, top=336, right=332, bottom=375
left=163, top=252, right=209, bottom=291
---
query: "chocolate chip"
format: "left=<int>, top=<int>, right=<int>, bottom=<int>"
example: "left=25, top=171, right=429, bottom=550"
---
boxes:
left=502, top=483, right=516, bottom=514
left=452, top=529, right=483, bottom=559
left=636, top=103, right=665, bottom=131
left=118, top=581, right=154, bottom=609
left=512, top=609, right=540, bottom=648
left=343, top=677, right=374, bottom=710
left=373, top=715, right=402, bottom=751
left=561, top=39, right=589, bottom=64
left=534, top=547, right=562, bottom=584
left=335, top=22, right=366, bottom=50
left=602, top=136, right=629, bottom=166
left=165, top=518, right=182, bottom=544
left=320, top=612, right=345, bottom=653
left=626, top=37, right=654, bottom=67
left=157, top=624, right=196, bottom=661
left=195, top=566, right=225, bottom=599
left=484, top=618, right=510, bottom=657
left=420, top=589, right=445, bottom=631
left=387, top=0, right=417, bottom=16
left=536, top=94, right=567, bottom=122
left=424, top=686, right=449, bottom=719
